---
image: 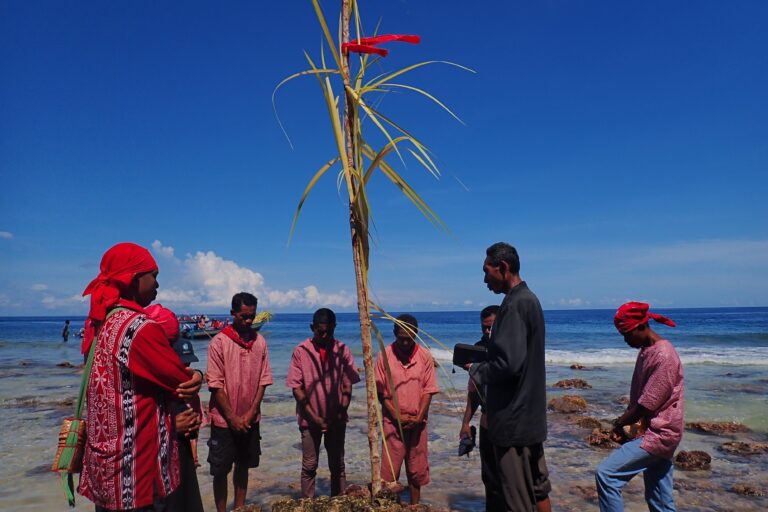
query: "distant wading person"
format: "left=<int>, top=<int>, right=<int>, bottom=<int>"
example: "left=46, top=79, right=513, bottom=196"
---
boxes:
left=376, top=314, right=439, bottom=505
left=78, top=242, right=204, bottom=511
left=466, top=242, right=552, bottom=512
left=595, top=302, right=684, bottom=512
left=206, top=292, right=273, bottom=512
left=286, top=308, right=361, bottom=498
left=460, top=305, right=502, bottom=511
left=62, top=319, right=70, bottom=342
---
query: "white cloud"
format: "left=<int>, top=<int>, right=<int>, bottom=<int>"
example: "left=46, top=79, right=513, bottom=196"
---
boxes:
left=155, top=248, right=353, bottom=310
left=31, top=283, right=48, bottom=291
left=151, top=240, right=176, bottom=260
left=0, top=231, right=13, bottom=239
left=41, top=294, right=87, bottom=309
left=556, top=297, right=586, bottom=307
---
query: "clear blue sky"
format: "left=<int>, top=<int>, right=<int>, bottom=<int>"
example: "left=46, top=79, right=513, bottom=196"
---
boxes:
left=2, top=1, right=767, bottom=315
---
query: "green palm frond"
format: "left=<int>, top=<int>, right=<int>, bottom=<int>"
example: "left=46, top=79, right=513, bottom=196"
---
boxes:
left=288, top=156, right=340, bottom=243
left=310, top=0, right=341, bottom=68
left=365, top=60, right=475, bottom=91
left=383, top=83, right=465, bottom=125
left=273, top=67, right=341, bottom=148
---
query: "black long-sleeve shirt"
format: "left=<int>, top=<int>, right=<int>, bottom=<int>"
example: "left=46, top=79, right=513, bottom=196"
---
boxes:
left=470, top=282, right=547, bottom=446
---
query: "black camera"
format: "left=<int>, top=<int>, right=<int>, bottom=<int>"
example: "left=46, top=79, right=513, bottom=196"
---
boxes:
left=452, top=343, right=488, bottom=366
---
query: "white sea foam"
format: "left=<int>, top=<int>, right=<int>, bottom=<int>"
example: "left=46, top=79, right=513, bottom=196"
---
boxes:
left=430, top=348, right=454, bottom=361
left=431, top=347, right=768, bottom=366
left=548, top=347, right=768, bottom=366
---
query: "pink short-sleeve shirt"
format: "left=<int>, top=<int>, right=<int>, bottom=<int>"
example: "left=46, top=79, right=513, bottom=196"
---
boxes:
left=286, top=338, right=361, bottom=428
left=206, top=331, right=273, bottom=428
left=375, top=343, right=439, bottom=419
left=630, top=339, right=685, bottom=459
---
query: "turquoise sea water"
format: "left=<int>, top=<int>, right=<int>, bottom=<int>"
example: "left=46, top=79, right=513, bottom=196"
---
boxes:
left=1, top=308, right=767, bottom=511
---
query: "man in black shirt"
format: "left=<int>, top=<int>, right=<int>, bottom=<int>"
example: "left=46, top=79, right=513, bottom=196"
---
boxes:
left=467, top=242, right=552, bottom=512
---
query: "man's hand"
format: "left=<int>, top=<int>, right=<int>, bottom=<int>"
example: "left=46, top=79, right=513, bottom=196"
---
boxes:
left=311, top=415, right=329, bottom=431
left=175, top=408, right=201, bottom=436
left=400, top=413, right=419, bottom=430
left=242, top=407, right=259, bottom=426
left=610, top=426, right=627, bottom=444
left=459, top=422, right=472, bottom=440
left=176, top=368, right=203, bottom=400
left=228, top=414, right=251, bottom=434
left=462, top=363, right=472, bottom=372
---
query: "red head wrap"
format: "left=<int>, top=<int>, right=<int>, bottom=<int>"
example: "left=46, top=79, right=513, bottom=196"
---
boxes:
left=614, top=301, right=676, bottom=334
left=145, top=304, right=179, bottom=343
left=81, top=243, right=158, bottom=349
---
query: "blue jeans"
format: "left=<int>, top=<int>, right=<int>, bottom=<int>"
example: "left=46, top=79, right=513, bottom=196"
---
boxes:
left=595, top=437, right=675, bottom=512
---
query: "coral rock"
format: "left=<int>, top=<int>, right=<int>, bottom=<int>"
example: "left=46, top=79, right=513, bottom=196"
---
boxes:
left=548, top=395, right=588, bottom=413
left=674, top=450, right=712, bottom=471
left=587, top=428, right=619, bottom=449
left=685, top=421, right=750, bottom=435
left=554, top=379, right=592, bottom=389
left=344, top=484, right=371, bottom=500
left=731, top=484, right=766, bottom=497
left=573, top=416, right=602, bottom=429
left=570, top=485, right=598, bottom=501
left=570, top=364, right=585, bottom=370
left=719, top=441, right=768, bottom=456
left=673, top=479, right=719, bottom=492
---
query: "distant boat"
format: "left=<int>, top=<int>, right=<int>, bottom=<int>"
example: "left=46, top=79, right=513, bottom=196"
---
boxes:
left=181, top=326, right=222, bottom=340
left=179, top=311, right=273, bottom=339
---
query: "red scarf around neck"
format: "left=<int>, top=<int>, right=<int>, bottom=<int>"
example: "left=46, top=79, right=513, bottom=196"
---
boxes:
left=222, top=325, right=255, bottom=349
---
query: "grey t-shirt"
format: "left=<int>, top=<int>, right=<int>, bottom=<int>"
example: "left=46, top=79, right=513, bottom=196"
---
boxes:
left=470, top=282, right=547, bottom=447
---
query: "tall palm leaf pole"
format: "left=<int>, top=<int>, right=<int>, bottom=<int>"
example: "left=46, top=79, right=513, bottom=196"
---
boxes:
left=277, top=0, right=471, bottom=498
left=339, top=0, right=382, bottom=495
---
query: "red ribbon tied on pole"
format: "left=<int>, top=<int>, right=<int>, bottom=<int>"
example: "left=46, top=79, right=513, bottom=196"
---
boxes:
left=342, top=34, right=420, bottom=57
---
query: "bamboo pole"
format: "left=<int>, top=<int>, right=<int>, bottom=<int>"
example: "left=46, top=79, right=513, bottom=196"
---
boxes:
left=340, top=0, right=382, bottom=498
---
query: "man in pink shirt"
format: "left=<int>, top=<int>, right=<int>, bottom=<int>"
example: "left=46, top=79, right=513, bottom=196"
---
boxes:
left=596, top=302, right=684, bottom=512
left=375, top=314, right=440, bottom=505
left=286, top=308, right=361, bottom=498
left=206, top=292, right=273, bottom=512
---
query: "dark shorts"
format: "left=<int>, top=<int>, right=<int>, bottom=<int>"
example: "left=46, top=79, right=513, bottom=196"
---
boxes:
left=208, top=423, right=261, bottom=477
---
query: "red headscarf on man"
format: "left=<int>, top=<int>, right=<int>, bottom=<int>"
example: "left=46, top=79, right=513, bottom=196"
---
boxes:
left=81, top=243, right=158, bottom=352
left=614, top=301, right=676, bottom=334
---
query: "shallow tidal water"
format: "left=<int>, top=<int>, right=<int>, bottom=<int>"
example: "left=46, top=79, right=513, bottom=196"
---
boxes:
left=1, top=309, right=767, bottom=510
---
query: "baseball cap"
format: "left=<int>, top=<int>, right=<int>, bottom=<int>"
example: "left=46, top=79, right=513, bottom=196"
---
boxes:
left=174, top=339, right=199, bottom=364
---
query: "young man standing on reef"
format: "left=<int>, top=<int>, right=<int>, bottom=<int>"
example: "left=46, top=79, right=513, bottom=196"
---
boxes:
left=206, top=292, right=273, bottom=512
left=376, top=314, right=440, bottom=505
left=78, top=242, right=204, bottom=511
left=286, top=308, right=361, bottom=498
left=460, top=305, right=502, bottom=511
left=595, top=302, right=684, bottom=512
left=466, top=242, right=552, bottom=512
